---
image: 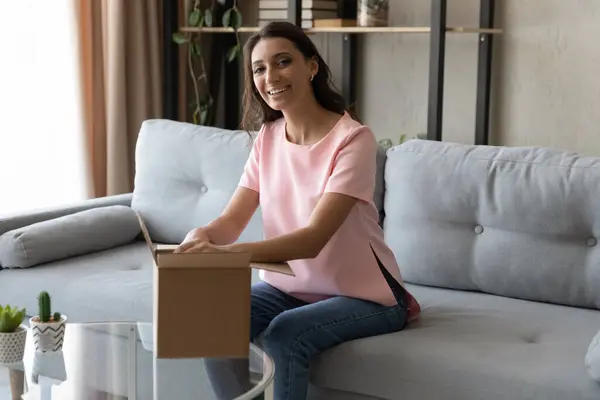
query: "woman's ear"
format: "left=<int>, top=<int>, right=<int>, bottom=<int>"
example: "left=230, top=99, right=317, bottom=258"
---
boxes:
left=309, top=56, right=319, bottom=79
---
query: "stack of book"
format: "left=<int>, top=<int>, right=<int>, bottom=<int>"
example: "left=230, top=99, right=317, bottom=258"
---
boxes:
left=257, top=0, right=339, bottom=28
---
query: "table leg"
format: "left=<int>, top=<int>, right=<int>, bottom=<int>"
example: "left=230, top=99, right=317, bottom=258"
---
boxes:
left=9, top=369, right=24, bottom=400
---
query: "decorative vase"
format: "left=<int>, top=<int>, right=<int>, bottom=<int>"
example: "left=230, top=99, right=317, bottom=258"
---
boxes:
left=357, top=0, right=390, bottom=27
left=29, top=315, right=67, bottom=353
left=137, top=322, right=154, bottom=352
left=0, top=325, right=27, bottom=364
left=31, top=351, right=67, bottom=385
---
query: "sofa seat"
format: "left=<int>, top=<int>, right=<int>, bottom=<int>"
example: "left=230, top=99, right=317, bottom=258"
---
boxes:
left=0, top=241, right=155, bottom=323
left=0, top=238, right=265, bottom=325
left=309, top=283, right=600, bottom=400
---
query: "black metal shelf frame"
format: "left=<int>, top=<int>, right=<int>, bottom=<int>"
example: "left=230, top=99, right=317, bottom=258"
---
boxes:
left=162, top=0, right=496, bottom=145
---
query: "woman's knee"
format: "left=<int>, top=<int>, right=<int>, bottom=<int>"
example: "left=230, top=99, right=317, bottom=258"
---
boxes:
left=261, top=311, right=312, bottom=354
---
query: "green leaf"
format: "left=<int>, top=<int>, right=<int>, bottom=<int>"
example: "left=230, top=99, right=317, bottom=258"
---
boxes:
left=231, top=9, right=242, bottom=30
left=188, top=9, right=202, bottom=27
left=222, top=8, right=232, bottom=27
left=227, top=44, right=240, bottom=62
left=192, top=42, right=201, bottom=57
left=378, top=138, right=393, bottom=150
left=205, top=8, right=213, bottom=27
left=172, top=32, right=188, bottom=44
left=192, top=109, right=200, bottom=125
left=200, top=108, right=209, bottom=125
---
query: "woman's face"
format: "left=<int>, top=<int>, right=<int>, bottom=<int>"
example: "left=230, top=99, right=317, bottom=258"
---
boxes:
left=250, top=37, right=317, bottom=112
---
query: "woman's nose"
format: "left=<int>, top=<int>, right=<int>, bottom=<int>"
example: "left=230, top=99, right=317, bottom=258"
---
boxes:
left=265, top=67, right=280, bottom=84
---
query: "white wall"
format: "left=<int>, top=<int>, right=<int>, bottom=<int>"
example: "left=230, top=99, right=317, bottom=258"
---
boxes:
left=339, top=0, right=600, bottom=155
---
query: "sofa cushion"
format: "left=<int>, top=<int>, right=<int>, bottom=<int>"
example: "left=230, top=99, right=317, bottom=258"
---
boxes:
left=310, top=284, right=600, bottom=400
left=586, top=331, right=600, bottom=381
left=0, top=193, right=133, bottom=237
left=0, top=242, right=152, bottom=320
left=384, top=139, right=600, bottom=310
left=130, top=119, right=389, bottom=244
left=130, top=119, right=264, bottom=244
left=0, top=205, right=141, bottom=269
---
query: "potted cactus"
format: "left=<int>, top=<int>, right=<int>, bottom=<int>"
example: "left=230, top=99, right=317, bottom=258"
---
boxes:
left=0, top=304, right=27, bottom=364
left=29, top=291, right=67, bottom=353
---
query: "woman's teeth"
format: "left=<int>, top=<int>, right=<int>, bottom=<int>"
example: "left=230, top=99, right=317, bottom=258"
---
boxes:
left=268, top=86, right=289, bottom=95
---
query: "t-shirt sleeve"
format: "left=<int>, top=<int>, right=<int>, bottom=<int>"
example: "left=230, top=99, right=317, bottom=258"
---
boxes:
left=324, top=126, right=377, bottom=203
left=238, top=126, right=264, bottom=193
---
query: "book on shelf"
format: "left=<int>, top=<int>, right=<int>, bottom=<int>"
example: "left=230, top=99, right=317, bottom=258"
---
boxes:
left=258, top=9, right=338, bottom=20
left=258, top=0, right=338, bottom=10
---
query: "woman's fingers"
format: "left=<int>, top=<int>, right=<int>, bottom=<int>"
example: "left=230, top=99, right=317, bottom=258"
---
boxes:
left=174, top=239, right=204, bottom=253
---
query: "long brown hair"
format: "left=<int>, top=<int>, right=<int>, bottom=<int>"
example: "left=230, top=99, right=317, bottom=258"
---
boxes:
left=240, top=21, right=349, bottom=131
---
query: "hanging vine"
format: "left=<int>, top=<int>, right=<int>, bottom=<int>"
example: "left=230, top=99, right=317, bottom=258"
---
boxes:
left=172, top=0, right=243, bottom=125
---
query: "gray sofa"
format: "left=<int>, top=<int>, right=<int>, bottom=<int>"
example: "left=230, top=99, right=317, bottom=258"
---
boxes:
left=2, top=118, right=600, bottom=399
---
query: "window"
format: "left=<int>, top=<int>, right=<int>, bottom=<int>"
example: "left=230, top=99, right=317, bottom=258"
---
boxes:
left=0, top=0, right=87, bottom=217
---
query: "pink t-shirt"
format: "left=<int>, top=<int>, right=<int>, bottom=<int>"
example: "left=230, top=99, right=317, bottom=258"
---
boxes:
left=238, top=112, right=420, bottom=321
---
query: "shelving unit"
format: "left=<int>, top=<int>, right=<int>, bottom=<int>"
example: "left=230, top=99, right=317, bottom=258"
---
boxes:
left=162, top=0, right=501, bottom=145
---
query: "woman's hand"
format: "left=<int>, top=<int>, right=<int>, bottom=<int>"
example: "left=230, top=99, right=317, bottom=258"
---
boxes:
left=174, top=228, right=210, bottom=253
left=182, top=227, right=210, bottom=244
left=174, top=238, right=233, bottom=254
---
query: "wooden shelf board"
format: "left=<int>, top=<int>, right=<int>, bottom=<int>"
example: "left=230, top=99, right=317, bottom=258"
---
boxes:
left=448, top=27, right=502, bottom=34
left=179, top=26, right=503, bottom=34
left=180, top=26, right=261, bottom=33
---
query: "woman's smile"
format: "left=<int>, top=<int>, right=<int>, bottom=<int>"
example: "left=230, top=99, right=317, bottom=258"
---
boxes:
left=268, top=85, right=291, bottom=96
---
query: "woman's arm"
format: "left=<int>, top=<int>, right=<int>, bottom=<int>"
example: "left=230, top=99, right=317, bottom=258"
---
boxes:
left=177, top=186, right=259, bottom=250
left=224, top=192, right=357, bottom=262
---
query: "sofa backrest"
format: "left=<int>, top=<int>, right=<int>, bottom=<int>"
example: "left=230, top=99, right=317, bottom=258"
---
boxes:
left=131, top=119, right=264, bottom=244
left=130, top=119, right=387, bottom=244
left=384, top=139, right=600, bottom=310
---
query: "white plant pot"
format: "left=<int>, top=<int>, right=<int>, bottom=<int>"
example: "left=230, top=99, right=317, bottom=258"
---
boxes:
left=31, top=351, right=67, bottom=385
left=0, top=325, right=27, bottom=364
left=29, top=315, right=67, bottom=353
left=137, top=322, right=154, bottom=352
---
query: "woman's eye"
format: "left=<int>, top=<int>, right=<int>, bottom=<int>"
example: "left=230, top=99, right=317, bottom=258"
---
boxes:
left=253, top=67, right=264, bottom=74
left=278, top=59, right=291, bottom=66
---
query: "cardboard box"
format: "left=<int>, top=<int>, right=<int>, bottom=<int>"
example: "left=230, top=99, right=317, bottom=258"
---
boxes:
left=136, top=212, right=293, bottom=359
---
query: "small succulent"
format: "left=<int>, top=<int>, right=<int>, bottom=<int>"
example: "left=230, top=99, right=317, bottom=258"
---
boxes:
left=0, top=304, right=26, bottom=333
left=38, top=291, right=61, bottom=323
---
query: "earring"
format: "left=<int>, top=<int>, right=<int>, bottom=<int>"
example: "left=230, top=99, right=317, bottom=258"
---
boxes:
left=310, top=74, right=314, bottom=81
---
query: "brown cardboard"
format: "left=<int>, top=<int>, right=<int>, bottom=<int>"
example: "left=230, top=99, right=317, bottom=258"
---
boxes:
left=135, top=212, right=293, bottom=359
left=154, top=244, right=295, bottom=276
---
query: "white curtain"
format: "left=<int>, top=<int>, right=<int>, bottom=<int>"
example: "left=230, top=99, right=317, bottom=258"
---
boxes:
left=0, top=0, right=88, bottom=218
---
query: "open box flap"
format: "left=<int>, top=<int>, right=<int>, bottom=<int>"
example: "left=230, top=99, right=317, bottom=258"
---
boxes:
left=154, top=245, right=294, bottom=276
left=250, top=262, right=294, bottom=276
left=136, top=211, right=157, bottom=264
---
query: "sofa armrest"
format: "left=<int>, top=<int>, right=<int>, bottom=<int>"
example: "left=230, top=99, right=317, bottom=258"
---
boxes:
left=0, top=193, right=133, bottom=236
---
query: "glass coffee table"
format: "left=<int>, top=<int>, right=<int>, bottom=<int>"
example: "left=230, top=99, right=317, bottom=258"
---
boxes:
left=0, top=322, right=273, bottom=399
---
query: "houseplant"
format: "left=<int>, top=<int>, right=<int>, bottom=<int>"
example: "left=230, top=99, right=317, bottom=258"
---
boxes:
left=378, top=132, right=427, bottom=150
left=172, top=0, right=243, bottom=125
left=29, top=291, right=67, bottom=353
left=0, top=304, right=27, bottom=364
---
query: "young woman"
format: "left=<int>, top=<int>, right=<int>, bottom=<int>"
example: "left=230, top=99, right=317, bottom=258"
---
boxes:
left=175, top=21, right=420, bottom=400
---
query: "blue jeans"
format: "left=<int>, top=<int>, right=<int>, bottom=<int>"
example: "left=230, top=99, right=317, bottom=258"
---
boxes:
left=206, top=280, right=408, bottom=400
